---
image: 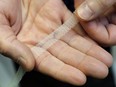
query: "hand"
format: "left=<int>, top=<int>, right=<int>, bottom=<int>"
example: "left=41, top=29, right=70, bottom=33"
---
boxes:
left=75, top=0, right=116, bottom=46
left=17, top=0, right=112, bottom=85
left=0, top=0, right=35, bottom=71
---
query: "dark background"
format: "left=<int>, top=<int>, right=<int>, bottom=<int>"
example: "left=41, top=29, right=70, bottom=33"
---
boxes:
left=20, top=0, right=115, bottom=87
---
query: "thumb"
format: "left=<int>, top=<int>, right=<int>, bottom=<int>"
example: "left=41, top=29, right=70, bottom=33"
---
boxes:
left=76, top=0, right=116, bottom=21
left=0, top=25, right=35, bottom=71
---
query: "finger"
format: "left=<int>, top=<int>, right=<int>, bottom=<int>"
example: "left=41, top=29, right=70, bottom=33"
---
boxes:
left=31, top=46, right=86, bottom=86
left=62, top=31, right=112, bottom=67
left=0, top=25, right=35, bottom=71
left=77, top=55, right=109, bottom=78
left=76, top=0, right=116, bottom=20
left=48, top=41, right=109, bottom=78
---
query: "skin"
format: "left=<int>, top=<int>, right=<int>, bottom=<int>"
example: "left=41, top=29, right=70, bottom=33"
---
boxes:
left=0, top=0, right=113, bottom=85
left=75, top=0, right=116, bottom=46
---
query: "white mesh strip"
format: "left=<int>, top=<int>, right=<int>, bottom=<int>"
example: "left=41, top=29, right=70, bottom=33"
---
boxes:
left=36, top=14, right=78, bottom=50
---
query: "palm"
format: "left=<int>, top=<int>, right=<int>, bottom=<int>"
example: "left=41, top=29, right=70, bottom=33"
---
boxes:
left=17, top=0, right=112, bottom=85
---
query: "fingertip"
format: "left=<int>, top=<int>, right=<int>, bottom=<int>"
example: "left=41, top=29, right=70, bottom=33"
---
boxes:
left=96, top=46, right=113, bottom=67
left=74, top=73, right=87, bottom=86
left=22, top=56, right=35, bottom=72
left=90, top=60, right=109, bottom=79
left=95, top=63, right=109, bottom=79
left=70, top=70, right=87, bottom=86
left=64, top=66, right=87, bottom=86
left=78, top=56, right=109, bottom=79
left=105, top=52, right=113, bottom=67
left=14, top=49, right=35, bottom=71
left=20, top=47, right=35, bottom=71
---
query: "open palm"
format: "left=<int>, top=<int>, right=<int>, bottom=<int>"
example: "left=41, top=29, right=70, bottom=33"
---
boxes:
left=16, top=0, right=113, bottom=85
left=0, top=0, right=112, bottom=86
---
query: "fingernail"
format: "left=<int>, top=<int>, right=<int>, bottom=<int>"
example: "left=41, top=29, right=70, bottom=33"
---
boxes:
left=77, top=2, right=93, bottom=20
